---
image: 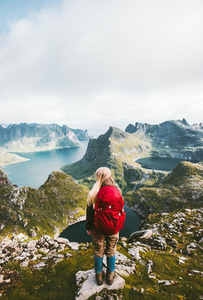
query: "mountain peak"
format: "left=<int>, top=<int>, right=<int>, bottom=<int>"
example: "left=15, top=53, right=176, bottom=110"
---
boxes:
left=0, top=169, right=13, bottom=186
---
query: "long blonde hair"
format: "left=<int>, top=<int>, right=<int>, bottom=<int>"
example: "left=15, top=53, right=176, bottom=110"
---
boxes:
left=87, top=167, right=115, bottom=206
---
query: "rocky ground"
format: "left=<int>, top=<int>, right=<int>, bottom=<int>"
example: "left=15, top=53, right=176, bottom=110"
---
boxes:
left=125, top=161, right=203, bottom=217
left=0, top=207, right=202, bottom=299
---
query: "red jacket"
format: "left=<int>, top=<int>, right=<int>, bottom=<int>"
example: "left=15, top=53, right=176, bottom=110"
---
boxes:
left=86, top=185, right=125, bottom=231
left=96, top=185, right=124, bottom=213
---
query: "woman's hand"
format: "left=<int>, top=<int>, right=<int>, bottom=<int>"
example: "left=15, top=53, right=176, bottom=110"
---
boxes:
left=86, top=230, right=92, bottom=236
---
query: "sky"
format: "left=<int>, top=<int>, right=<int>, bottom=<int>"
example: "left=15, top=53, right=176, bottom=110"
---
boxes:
left=0, top=0, right=203, bottom=136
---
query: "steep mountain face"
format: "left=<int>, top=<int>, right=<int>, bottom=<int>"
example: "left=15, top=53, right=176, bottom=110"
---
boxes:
left=62, top=120, right=203, bottom=189
left=125, top=161, right=203, bottom=217
left=70, top=128, right=89, bottom=140
left=0, top=123, right=89, bottom=152
left=125, top=119, right=203, bottom=160
left=61, top=126, right=157, bottom=187
left=0, top=169, right=89, bottom=240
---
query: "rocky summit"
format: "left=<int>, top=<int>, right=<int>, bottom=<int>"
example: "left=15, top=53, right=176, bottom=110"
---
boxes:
left=61, top=119, right=203, bottom=189
left=0, top=169, right=89, bottom=240
left=125, top=161, right=203, bottom=217
left=61, top=126, right=164, bottom=188
left=0, top=207, right=202, bottom=299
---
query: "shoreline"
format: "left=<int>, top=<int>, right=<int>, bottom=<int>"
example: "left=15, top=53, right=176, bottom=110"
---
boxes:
left=0, top=152, right=30, bottom=167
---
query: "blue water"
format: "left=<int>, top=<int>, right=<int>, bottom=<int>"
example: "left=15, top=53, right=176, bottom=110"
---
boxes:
left=3, top=140, right=88, bottom=188
left=136, top=157, right=198, bottom=172
left=2, top=141, right=142, bottom=241
left=60, top=205, right=142, bottom=242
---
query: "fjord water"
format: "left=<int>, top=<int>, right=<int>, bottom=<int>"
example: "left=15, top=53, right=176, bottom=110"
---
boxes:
left=60, top=205, right=142, bottom=242
left=3, top=140, right=89, bottom=188
left=4, top=146, right=193, bottom=241
left=136, top=157, right=197, bottom=171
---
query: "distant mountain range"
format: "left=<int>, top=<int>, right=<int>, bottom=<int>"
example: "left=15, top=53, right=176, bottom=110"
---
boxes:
left=125, top=118, right=203, bottom=150
left=0, top=123, right=89, bottom=153
left=62, top=119, right=203, bottom=188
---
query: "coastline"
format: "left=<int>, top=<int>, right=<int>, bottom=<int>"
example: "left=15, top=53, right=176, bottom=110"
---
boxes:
left=0, top=152, right=30, bottom=167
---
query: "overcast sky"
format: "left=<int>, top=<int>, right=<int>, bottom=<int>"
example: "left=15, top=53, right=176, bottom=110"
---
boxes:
left=0, top=0, right=202, bottom=136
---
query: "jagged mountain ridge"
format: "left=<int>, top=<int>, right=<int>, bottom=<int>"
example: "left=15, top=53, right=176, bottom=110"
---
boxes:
left=61, top=126, right=154, bottom=186
left=0, top=123, right=89, bottom=152
left=125, top=119, right=203, bottom=159
left=62, top=120, right=203, bottom=188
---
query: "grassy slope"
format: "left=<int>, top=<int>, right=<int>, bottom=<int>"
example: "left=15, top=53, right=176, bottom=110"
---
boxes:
left=125, top=161, right=203, bottom=216
left=0, top=171, right=89, bottom=240
left=61, top=127, right=154, bottom=188
left=2, top=208, right=203, bottom=299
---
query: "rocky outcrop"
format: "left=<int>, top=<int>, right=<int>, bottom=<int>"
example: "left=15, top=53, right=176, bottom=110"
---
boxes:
left=0, top=123, right=89, bottom=153
left=75, top=269, right=125, bottom=300
left=62, top=126, right=153, bottom=187
left=0, top=169, right=89, bottom=240
left=0, top=207, right=202, bottom=299
left=125, top=161, right=203, bottom=217
left=0, top=169, right=13, bottom=186
left=0, top=234, right=78, bottom=272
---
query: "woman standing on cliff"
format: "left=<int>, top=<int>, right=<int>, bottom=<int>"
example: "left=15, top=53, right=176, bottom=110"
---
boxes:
left=86, top=167, right=125, bottom=286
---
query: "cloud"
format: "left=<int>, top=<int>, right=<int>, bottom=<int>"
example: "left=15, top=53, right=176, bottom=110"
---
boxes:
left=0, top=0, right=203, bottom=131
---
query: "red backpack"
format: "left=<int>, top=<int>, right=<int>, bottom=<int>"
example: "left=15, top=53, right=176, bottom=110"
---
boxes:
left=94, top=185, right=126, bottom=235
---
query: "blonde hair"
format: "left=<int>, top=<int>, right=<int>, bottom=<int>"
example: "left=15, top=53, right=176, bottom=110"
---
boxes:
left=87, top=167, right=115, bottom=206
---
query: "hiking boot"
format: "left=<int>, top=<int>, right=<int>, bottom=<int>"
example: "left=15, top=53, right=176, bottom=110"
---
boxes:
left=96, top=270, right=104, bottom=285
left=106, top=271, right=115, bottom=285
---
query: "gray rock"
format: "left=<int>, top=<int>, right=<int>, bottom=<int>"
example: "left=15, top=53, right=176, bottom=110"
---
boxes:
left=189, top=243, right=197, bottom=248
left=26, top=240, right=37, bottom=249
left=29, top=229, right=37, bottom=237
left=128, top=244, right=149, bottom=261
left=75, top=268, right=125, bottom=300
left=68, top=242, right=80, bottom=250
left=147, top=260, right=153, bottom=274
left=55, top=237, right=69, bottom=244
left=190, top=270, right=203, bottom=276
left=130, top=229, right=153, bottom=241
left=158, top=280, right=172, bottom=285
left=147, top=236, right=167, bottom=250
left=121, top=241, right=127, bottom=248
left=166, top=238, right=178, bottom=248
left=0, top=275, right=4, bottom=283
left=128, top=247, right=141, bottom=260
left=58, top=244, right=65, bottom=251
left=112, top=251, right=135, bottom=276
left=33, top=262, right=46, bottom=269
left=21, top=261, right=29, bottom=267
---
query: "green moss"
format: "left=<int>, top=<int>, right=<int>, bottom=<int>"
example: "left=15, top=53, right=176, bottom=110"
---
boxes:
left=2, top=246, right=94, bottom=300
left=0, top=171, right=89, bottom=240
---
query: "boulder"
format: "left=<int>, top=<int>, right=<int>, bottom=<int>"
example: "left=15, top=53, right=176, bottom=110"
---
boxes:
left=147, top=236, right=167, bottom=250
left=75, top=269, right=125, bottom=300
left=130, top=229, right=153, bottom=241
